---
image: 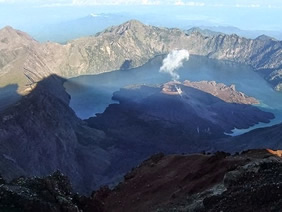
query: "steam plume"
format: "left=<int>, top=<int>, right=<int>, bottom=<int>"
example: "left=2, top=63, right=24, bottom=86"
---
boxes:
left=160, top=49, right=190, bottom=80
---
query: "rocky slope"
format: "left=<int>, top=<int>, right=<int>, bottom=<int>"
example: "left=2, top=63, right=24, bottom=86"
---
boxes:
left=181, top=80, right=259, bottom=104
left=2, top=149, right=282, bottom=212
left=0, top=75, right=112, bottom=194
left=85, top=81, right=274, bottom=170
left=1, top=20, right=282, bottom=94
left=1, top=74, right=275, bottom=196
left=0, top=26, right=56, bottom=92
left=88, top=80, right=273, bottom=137
left=0, top=171, right=80, bottom=212
left=91, top=149, right=282, bottom=212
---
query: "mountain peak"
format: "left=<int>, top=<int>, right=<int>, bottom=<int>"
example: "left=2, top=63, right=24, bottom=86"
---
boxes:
left=124, top=19, right=145, bottom=26
left=0, top=25, right=18, bottom=35
left=2, top=25, right=14, bottom=31
left=102, top=19, right=148, bottom=35
left=116, top=19, right=147, bottom=31
left=0, top=25, right=35, bottom=43
left=256, top=34, right=276, bottom=41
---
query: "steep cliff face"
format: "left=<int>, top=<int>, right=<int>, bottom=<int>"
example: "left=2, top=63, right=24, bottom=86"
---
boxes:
left=1, top=20, right=282, bottom=93
left=50, top=20, right=282, bottom=85
left=0, top=75, right=111, bottom=193
left=0, top=26, right=57, bottom=94
left=40, top=20, right=188, bottom=78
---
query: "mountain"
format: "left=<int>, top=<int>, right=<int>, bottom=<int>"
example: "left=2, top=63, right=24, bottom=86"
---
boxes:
left=185, top=27, right=224, bottom=37
left=93, top=149, right=282, bottom=212
left=0, top=26, right=57, bottom=93
left=192, top=25, right=282, bottom=40
left=217, top=122, right=282, bottom=152
left=1, top=20, right=282, bottom=93
left=3, top=149, right=281, bottom=212
left=0, top=75, right=112, bottom=193
left=0, top=20, right=282, bottom=194
left=0, top=171, right=81, bottom=212
left=0, top=73, right=275, bottom=195
left=86, top=81, right=273, bottom=154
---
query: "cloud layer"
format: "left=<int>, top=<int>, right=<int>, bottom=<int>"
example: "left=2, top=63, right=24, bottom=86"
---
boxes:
left=1, top=0, right=282, bottom=8
left=160, top=49, right=189, bottom=81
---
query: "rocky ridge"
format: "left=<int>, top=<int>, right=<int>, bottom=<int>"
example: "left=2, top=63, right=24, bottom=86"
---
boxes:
left=93, top=149, right=282, bottom=212
left=0, top=75, right=112, bottom=194
left=1, top=149, right=282, bottom=212
left=1, top=20, right=282, bottom=94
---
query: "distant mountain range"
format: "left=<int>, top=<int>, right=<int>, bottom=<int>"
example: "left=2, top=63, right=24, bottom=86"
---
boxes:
left=27, top=14, right=282, bottom=43
left=32, top=13, right=129, bottom=43
left=186, top=25, right=282, bottom=40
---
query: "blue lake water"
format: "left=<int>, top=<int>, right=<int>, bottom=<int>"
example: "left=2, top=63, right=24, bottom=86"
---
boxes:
left=64, top=55, right=282, bottom=135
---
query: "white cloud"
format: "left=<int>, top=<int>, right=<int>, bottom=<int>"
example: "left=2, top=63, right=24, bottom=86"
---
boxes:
left=1, top=0, right=282, bottom=8
left=175, top=1, right=205, bottom=6
left=235, top=4, right=261, bottom=8
left=141, top=0, right=160, bottom=5
left=71, top=0, right=161, bottom=5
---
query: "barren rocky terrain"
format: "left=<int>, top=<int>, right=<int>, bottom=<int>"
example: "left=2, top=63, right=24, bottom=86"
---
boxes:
left=1, top=20, right=282, bottom=94
left=2, top=149, right=281, bottom=212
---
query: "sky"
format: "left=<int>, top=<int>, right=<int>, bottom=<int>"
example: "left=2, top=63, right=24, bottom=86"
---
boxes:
left=0, top=0, right=281, bottom=33
left=1, top=0, right=282, bottom=7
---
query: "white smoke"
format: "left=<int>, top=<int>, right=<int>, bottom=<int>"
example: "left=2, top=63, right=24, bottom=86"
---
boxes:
left=160, top=49, right=190, bottom=81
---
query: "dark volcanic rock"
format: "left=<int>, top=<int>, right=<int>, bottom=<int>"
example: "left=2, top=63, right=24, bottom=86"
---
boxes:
left=0, top=75, right=111, bottom=194
left=87, top=81, right=273, bottom=149
left=83, top=82, right=275, bottom=186
left=202, top=156, right=282, bottom=212
left=0, top=171, right=79, bottom=212
left=0, top=75, right=278, bottom=197
left=97, top=152, right=244, bottom=212
left=90, top=149, right=282, bottom=212
left=0, top=170, right=106, bottom=212
left=217, top=122, right=282, bottom=152
left=3, top=150, right=282, bottom=212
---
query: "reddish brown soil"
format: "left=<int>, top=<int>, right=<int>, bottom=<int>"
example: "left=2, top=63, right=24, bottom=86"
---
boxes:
left=182, top=80, right=259, bottom=104
left=96, top=152, right=248, bottom=212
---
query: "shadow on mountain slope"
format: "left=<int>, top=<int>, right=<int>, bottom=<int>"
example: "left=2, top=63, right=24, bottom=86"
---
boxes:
left=0, top=84, right=21, bottom=112
left=0, top=74, right=279, bottom=196
left=0, top=74, right=112, bottom=194
left=87, top=83, right=274, bottom=154
left=215, top=122, right=282, bottom=153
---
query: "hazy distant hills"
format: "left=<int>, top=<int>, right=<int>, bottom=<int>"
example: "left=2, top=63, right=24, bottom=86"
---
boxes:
left=29, top=14, right=282, bottom=43
left=32, top=13, right=129, bottom=43
left=186, top=25, right=282, bottom=40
